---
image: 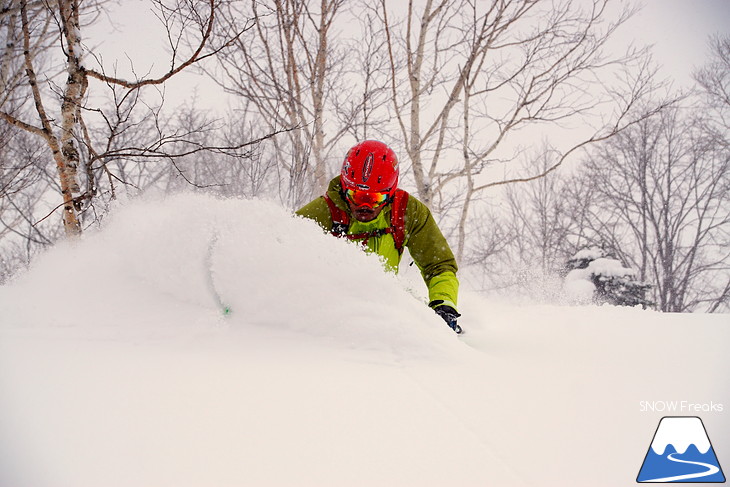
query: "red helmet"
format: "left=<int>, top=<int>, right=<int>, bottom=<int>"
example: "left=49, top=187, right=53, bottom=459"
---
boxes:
left=340, top=140, right=399, bottom=201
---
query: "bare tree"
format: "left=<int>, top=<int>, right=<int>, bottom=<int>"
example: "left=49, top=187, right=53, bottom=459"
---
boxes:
left=137, top=100, right=281, bottom=199
left=465, top=146, right=585, bottom=300
left=333, top=3, right=394, bottom=143
left=0, top=127, right=50, bottom=233
left=376, top=0, right=670, bottom=262
left=0, top=0, right=261, bottom=238
left=502, top=147, right=576, bottom=273
left=691, top=34, right=730, bottom=312
left=469, top=37, right=730, bottom=311
left=694, top=35, right=730, bottom=134
left=1, top=3, right=60, bottom=278
left=574, top=106, right=729, bottom=312
left=212, top=0, right=358, bottom=206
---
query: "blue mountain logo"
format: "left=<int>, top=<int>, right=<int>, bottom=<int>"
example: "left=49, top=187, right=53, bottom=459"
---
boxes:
left=637, top=416, right=725, bottom=483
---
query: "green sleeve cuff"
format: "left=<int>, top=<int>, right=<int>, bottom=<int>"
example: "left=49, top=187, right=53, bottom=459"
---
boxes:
left=427, top=271, right=459, bottom=311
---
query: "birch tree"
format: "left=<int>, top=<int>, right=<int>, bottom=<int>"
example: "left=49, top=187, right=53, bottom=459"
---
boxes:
left=377, top=0, right=666, bottom=261
left=212, top=0, right=355, bottom=205
left=0, top=0, right=258, bottom=237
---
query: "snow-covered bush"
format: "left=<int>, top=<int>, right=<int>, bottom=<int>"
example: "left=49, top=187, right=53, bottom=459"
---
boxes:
left=564, top=248, right=653, bottom=308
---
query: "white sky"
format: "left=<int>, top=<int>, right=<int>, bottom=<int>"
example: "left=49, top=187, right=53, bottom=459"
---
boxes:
left=630, top=0, right=730, bottom=87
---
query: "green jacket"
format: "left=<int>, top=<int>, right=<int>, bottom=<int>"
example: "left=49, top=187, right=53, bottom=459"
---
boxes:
left=296, top=176, right=459, bottom=310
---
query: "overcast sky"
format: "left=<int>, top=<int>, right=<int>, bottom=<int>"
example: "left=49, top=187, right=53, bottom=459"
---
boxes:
left=628, top=0, right=730, bottom=86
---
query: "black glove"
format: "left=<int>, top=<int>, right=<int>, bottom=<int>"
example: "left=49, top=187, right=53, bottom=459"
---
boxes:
left=430, top=301, right=463, bottom=334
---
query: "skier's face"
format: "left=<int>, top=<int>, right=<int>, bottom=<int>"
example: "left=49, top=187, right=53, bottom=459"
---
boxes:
left=347, top=199, right=386, bottom=222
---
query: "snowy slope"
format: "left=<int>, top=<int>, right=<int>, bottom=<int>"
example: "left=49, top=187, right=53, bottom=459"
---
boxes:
left=0, top=193, right=728, bottom=487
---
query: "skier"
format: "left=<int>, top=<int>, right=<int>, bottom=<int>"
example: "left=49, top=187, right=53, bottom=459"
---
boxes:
left=296, top=140, right=462, bottom=334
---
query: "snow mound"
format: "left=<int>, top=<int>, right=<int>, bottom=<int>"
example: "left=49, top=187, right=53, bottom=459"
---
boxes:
left=0, top=193, right=458, bottom=357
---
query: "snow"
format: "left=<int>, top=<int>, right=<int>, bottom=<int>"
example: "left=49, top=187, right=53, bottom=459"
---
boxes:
left=1, top=193, right=728, bottom=487
left=570, top=247, right=605, bottom=262
left=563, top=276, right=597, bottom=303
left=585, top=257, right=636, bottom=278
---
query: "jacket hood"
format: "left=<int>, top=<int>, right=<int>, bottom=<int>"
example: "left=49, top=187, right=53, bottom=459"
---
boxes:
left=326, top=176, right=349, bottom=213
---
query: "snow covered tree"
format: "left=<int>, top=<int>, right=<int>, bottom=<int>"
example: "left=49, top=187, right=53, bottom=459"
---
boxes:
left=564, top=247, right=653, bottom=308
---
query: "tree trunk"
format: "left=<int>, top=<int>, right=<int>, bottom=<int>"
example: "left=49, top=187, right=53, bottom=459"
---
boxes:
left=21, top=0, right=81, bottom=236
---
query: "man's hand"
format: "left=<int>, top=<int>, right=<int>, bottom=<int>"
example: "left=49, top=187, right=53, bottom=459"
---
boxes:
left=430, top=301, right=463, bottom=334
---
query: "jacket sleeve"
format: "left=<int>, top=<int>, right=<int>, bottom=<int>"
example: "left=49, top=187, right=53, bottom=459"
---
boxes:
left=404, top=197, right=460, bottom=310
left=296, top=197, right=333, bottom=231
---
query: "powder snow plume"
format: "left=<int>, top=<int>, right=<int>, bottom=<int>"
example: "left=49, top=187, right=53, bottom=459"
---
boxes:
left=1, top=193, right=728, bottom=487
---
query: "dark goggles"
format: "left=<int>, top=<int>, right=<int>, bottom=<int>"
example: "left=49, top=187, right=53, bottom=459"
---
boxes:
left=344, top=188, right=390, bottom=208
